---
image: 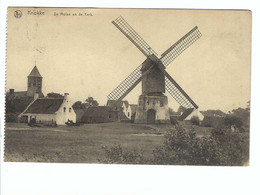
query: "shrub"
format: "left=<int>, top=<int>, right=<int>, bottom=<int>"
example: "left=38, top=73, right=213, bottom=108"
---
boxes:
left=99, top=144, right=147, bottom=164
left=170, top=117, right=178, bottom=125
left=190, top=116, right=200, bottom=126
left=224, top=115, right=243, bottom=129
left=5, top=113, right=19, bottom=122
left=202, top=116, right=225, bottom=128
left=152, top=126, right=249, bottom=166
left=100, top=126, right=249, bottom=166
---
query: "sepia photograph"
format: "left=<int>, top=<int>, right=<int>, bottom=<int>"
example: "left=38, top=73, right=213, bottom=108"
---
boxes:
left=4, top=7, right=251, bottom=166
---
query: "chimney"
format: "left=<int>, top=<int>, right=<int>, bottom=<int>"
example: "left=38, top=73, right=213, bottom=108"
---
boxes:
left=64, top=93, right=69, bottom=101
left=10, top=89, right=14, bottom=95
left=34, top=93, right=39, bottom=100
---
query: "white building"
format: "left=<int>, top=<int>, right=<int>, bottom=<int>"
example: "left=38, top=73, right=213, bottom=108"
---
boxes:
left=184, top=109, right=204, bottom=121
left=19, top=93, right=76, bottom=125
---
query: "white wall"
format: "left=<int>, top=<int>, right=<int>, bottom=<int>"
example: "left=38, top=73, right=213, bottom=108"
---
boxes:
left=22, top=113, right=56, bottom=123
left=185, top=109, right=204, bottom=121
left=55, top=95, right=76, bottom=125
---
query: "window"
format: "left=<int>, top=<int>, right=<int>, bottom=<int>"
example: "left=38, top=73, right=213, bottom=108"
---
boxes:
left=63, top=107, right=66, bottom=112
left=33, top=80, right=36, bottom=86
left=69, top=108, right=72, bottom=113
left=160, top=101, right=164, bottom=107
left=108, top=114, right=111, bottom=119
left=128, top=112, right=130, bottom=117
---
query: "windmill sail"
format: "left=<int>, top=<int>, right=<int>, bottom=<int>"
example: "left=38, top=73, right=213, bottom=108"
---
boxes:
left=165, top=77, right=197, bottom=109
left=112, top=16, right=157, bottom=57
left=160, top=26, right=202, bottom=67
left=107, top=64, right=142, bottom=100
left=107, top=63, right=155, bottom=101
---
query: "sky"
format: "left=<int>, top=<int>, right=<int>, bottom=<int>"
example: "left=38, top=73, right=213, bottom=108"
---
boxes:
left=6, top=8, right=251, bottom=112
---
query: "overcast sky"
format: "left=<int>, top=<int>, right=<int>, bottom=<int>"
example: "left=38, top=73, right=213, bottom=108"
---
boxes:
left=6, top=8, right=251, bottom=112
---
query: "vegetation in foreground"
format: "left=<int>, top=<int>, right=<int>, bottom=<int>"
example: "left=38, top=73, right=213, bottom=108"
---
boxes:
left=99, top=125, right=249, bottom=166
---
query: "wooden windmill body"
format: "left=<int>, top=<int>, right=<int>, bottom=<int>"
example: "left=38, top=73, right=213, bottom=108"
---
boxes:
left=135, top=55, right=170, bottom=123
left=107, top=16, right=202, bottom=124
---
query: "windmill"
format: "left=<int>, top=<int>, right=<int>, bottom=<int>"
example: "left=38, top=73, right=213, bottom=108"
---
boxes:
left=107, top=16, right=202, bottom=123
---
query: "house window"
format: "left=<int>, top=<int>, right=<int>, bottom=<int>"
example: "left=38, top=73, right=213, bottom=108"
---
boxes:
left=108, top=114, right=111, bottom=119
left=160, top=101, right=164, bottom=107
left=63, top=107, right=66, bottom=112
left=128, top=112, right=130, bottom=117
left=33, top=80, right=36, bottom=86
left=69, top=108, right=72, bottom=113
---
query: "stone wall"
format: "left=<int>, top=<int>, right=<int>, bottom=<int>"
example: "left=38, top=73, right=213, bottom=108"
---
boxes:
left=135, top=94, right=170, bottom=124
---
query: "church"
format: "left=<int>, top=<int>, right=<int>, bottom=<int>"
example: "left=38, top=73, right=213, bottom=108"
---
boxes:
left=7, top=65, right=44, bottom=98
left=6, top=65, right=76, bottom=125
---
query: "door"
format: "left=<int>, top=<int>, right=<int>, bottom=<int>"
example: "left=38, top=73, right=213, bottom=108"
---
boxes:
left=30, top=115, right=36, bottom=123
left=147, top=109, right=156, bottom=124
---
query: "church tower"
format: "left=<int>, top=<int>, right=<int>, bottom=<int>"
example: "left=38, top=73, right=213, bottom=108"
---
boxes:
left=27, top=66, right=44, bottom=97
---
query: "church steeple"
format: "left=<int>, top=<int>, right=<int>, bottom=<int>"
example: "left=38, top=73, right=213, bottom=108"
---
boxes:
left=27, top=66, right=43, bottom=97
left=28, top=65, right=42, bottom=78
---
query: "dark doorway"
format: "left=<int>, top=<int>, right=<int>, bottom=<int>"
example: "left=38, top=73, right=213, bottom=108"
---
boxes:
left=147, top=109, right=156, bottom=124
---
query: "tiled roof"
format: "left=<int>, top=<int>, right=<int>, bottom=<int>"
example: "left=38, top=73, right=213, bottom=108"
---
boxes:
left=24, top=98, right=64, bottom=114
left=28, top=66, right=42, bottom=78
left=6, top=91, right=27, bottom=98
left=82, top=106, right=113, bottom=117
left=107, top=100, right=129, bottom=109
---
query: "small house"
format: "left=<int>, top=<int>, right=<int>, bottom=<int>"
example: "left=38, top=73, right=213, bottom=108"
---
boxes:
left=19, top=93, right=76, bottom=125
left=106, top=100, right=129, bottom=121
left=81, top=106, right=118, bottom=123
left=184, top=109, right=204, bottom=121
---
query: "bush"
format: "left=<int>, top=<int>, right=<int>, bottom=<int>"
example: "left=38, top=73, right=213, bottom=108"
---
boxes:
left=170, top=117, right=179, bottom=125
left=99, top=144, right=147, bottom=164
left=224, top=115, right=243, bottom=129
left=5, top=113, right=19, bottom=122
left=190, top=116, right=200, bottom=126
left=202, top=116, right=225, bottom=128
left=100, top=126, right=249, bottom=166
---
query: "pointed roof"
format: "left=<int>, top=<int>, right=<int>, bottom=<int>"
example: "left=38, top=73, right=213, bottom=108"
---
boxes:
left=28, top=66, right=42, bottom=77
left=24, top=98, right=64, bottom=114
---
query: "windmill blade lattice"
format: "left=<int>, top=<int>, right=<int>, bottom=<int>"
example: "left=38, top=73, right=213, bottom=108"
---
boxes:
left=165, top=77, right=197, bottom=109
left=161, top=26, right=202, bottom=67
left=107, top=64, right=142, bottom=100
left=113, top=16, right=158, bottom=57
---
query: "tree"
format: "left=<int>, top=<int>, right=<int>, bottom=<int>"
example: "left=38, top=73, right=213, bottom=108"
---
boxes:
left=177, top=106, right=187, bottom=114
left=169, top=107, right=178, bottom=115
left=72, top=101, right=85, bottom=110
left=231, top=107, right=250, bottom=127
left=190, top=116, right=200, bottom=126
left=85, top=97, right=99, bottom=107
left=224, top=115, right=243, bottom=129
left=47, top=92, right=64, bottom=98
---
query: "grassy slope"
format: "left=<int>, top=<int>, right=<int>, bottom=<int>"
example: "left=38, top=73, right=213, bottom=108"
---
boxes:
left=4, top=122, right=212, bottom=163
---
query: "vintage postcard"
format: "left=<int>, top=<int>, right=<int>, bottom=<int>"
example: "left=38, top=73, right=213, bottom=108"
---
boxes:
left=4, top=8, right=251, bottom=165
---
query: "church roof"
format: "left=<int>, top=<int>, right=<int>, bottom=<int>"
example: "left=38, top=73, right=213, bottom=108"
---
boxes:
left=24, top=98, right=64, bottom=114
left=28, top=66, right=42, bottom=78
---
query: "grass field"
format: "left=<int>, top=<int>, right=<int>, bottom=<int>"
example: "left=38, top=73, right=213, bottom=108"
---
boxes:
left=4, top=122, right=212, bottom=163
